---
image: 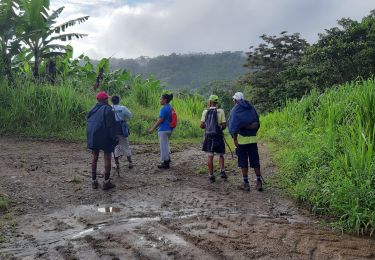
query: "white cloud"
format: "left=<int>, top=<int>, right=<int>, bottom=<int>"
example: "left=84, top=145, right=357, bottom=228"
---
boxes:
left=50, top=0, right=375, bottom=59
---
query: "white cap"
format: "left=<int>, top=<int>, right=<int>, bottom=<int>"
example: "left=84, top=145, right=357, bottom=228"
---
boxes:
left=233, top=92, right=244, bottom=100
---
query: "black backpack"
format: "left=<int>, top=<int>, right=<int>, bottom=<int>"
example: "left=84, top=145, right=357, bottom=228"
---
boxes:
left=205, top=109, right=222, bottom=136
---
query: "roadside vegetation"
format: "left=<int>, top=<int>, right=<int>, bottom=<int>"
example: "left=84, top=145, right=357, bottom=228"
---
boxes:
left=260, top=79, right=375, bottom=235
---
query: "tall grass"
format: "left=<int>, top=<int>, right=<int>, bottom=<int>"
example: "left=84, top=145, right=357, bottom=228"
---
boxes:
left=260, top=79, right=375, bottom=235
left=0, top=74, right=206, bottom=142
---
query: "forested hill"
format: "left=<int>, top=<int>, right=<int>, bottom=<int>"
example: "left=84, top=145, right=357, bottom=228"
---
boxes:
left=108, top=52, right=247, bottom=90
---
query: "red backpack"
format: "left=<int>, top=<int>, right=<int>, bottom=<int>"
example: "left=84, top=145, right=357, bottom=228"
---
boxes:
left=170, top=107, right=178, bottom=128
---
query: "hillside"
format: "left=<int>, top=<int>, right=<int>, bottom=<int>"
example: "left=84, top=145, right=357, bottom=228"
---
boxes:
left=108, top=52, right=247, bottom=90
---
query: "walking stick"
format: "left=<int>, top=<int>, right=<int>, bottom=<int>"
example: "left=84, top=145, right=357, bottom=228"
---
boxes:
left=223, top=135, right=234, bottom=159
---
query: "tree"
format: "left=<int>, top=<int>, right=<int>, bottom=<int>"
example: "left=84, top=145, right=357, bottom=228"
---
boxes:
left=0, top=0, right=22, bottom=80
left=243, top=32, right=309, bottom=112
left=299, top=10, right=375, bottom=90
left=19, top=0, right=88, bottom=78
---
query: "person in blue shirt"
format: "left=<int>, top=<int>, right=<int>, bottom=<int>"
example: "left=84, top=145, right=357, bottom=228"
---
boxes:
left=111, top=95, right=133, bottom=174
left=148, top=91, right=174, bottom=169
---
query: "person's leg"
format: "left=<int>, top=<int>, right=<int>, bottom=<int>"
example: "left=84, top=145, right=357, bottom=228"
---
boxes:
left=207, top=154, right=215, bottom=183
left=103, top=152, right=115, bottom=190
left=166, top=131, right=172, bottom=162
left=236, top=144, right=250, bottom=191
left=158, top=131, right=170, bottom=169
left=91, top=150, right=99, bottom=189
left=114, top=135, right=125, bottom=174
left=219, top=154, right=227, bottom=180
left=104, top=152, right=111, bottom=180
left=124, top=137, right=133, bottom=168
left=208, top=154, right=214, bottom=174
left=219, top=154, right=224, bottom=171
left=249, top=143, right=263, bottom=191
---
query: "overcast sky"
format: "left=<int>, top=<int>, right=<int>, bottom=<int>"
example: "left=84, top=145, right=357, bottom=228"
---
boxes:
left=50, top=0, right=375, bottom=59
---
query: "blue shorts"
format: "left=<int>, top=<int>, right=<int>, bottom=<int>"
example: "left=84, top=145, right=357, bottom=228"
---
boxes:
left=236, top=143, right=260, bottom=168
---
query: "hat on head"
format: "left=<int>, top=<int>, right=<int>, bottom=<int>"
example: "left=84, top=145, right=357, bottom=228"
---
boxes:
left=209, top=94, right=219, bottom=102
left=96, top=91, right=109, bottom=101
left=233, top=92, right=244, bottom=100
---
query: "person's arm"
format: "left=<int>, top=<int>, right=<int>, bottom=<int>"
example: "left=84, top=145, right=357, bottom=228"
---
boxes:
left=244, top=122, right=259, bottom=129
left=148, top=118, right=164, bottom=133
left=200, top=110, right=206, bottom=129
left=123, top=106, right=132, bottom=120
left=148, top=107, right=166, bottom=133
left=219, top=109, right=227, bottom=130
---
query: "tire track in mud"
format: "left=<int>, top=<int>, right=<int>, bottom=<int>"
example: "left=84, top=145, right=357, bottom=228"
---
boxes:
left=0, top=138, right=375, bottom=259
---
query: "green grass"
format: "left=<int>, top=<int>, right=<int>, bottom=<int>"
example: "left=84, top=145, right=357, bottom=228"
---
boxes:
left=260, top=79, right=375, bottom=236
left=0, top=195, right=10, bottom=213
left=0, top=74, right=206, bottom=142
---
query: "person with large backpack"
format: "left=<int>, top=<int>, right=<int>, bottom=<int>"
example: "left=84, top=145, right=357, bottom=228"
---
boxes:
left=148, top=91, right=177, bottom=169
left=200, top=95, right=227, bottom=183
left=228, top=92, right=263, bottom=192
left=111, top=95, right=133, bottom=175
left=87, top=91, right=118, bottom=190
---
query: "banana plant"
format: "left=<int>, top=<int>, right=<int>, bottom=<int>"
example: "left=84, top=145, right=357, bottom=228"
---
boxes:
left=0, top=0, right=22, bottom=80
left=18, top=0, right=89, bottom=78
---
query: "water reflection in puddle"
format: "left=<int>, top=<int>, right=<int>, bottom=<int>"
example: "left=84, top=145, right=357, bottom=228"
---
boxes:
left=98, top=207, right=121, bottom=213
left=72, top=224, right=106, bottom=239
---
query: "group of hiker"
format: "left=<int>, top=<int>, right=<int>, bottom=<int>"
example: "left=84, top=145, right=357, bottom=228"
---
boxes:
left=86, top=90, right=263, bottom=192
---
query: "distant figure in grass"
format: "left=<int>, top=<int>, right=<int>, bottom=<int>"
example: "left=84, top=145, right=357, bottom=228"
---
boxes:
left=87, top=91, right=118, bottom=190
left=148, top=91, right=176, bottom=169
left=111, top=95, right=133, bottom=174
left=228, top=92, right=263, bottom=191
left=200, top=95, right=227, bottom=183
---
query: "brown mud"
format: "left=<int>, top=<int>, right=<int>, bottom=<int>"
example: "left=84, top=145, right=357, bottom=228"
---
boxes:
left=0, top=137, right=374, bottom=259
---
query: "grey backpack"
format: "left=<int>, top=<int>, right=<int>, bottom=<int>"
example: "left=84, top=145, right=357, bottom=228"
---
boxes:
left=205, top=109, right=221, bottom=136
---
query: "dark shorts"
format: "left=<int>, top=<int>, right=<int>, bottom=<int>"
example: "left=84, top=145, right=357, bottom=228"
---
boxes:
left=236, top=143, right=260, bottom=168
left=202, top=134, right=225, bottom=154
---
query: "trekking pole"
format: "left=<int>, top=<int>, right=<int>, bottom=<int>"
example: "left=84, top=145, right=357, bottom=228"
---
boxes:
left=223, top=135, right=234, bottom=159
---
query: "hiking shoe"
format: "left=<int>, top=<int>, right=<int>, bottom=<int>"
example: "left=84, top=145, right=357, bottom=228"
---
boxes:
left=256, top=178, right=264, bottom=192
left=157, top=161, right=170, bottom=169
left=209, top=174, right=216, bottom=183
left=238, top=182, right=250, bottom=191
left=102, top=180, right=115, bottom=190
left=220, top=170, right=228, bottom=181
left=128, top=162, right=134, bottom=169
left=92, top=180, right=98, bottom=189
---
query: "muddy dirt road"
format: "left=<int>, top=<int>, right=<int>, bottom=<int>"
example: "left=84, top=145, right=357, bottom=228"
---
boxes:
left=0, top=137, right=374, bottom=259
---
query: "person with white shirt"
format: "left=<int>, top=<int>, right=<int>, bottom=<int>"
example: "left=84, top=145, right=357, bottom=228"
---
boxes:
left=111, top=95, right=133, bottom=173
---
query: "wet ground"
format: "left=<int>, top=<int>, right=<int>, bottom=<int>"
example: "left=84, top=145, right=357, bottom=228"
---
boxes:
left=0, top=137, right=374, bottom=259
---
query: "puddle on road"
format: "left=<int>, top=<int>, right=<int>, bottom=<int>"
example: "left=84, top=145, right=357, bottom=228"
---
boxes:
left=72, top=223, right=106, bottom=239
left=98, top=207, right=121, bottom=213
